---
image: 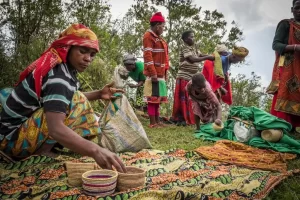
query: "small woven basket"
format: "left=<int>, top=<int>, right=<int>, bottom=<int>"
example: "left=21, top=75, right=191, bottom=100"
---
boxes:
left=212, top=121, right=224, bottom=131
left=82, top=170, right=118, bottom=197
left=117, top=166, right=146, bottom=192
left=261, top=129, right=283, bottom=143
left=65, top=162, right=100, bottom=187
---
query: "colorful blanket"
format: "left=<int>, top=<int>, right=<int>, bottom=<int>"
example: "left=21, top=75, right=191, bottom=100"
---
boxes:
left=0, top=149, right=291, bottom=200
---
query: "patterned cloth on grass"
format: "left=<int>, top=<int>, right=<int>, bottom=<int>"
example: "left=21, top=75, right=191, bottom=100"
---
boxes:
left=195, top=140, right=297, bottom=173
left=0, top=148, right=293, bottom=200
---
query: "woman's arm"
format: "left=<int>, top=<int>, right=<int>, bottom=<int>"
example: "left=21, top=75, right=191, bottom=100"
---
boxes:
left=143, top=35, right=157, bottom=81
left=46, top=111, right=126, bottom=172
left=272, top=20, right=294, bottom=54
left=186, top=55, right=215, bottom=63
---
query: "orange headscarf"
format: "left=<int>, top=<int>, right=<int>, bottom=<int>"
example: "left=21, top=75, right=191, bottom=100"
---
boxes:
left=17, top=24, right=99, bottom=98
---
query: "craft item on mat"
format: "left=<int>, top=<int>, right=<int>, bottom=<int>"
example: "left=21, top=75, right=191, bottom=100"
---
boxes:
left=65, top=162, right=100, bottom=187
left=195, top=140, right=296, bottom=172
left=232, top=117, right=259, bottom=143
left=261, top=129, right=283, bottom=143
left=117, top=166, right=146, bottom=192
left=82, top=170, right=118, bottom=197
left=212, top=121, right=224, bottom=131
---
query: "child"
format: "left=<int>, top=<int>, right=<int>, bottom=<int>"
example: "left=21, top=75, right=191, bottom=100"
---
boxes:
left=186, top=73, right=222, bottom=130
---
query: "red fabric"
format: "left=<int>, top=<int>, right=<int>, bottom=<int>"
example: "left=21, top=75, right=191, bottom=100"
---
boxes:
left=202, top=60, right=232, bottom=105
left=172, top=79, right=195, bottom=125
left=148, top=103, right=159, bottom=116
left=202, top=60, right=222, bottom=91
left=150, top=12, right=165, bottom=22
left=17, top=24, right=99, bottom=99
left=271, top=93, right=300, bottom=127
left=222, top=78, right=232, bottom=105
left=143, top=31, right=168, bottom=78
left=270, top=67, right=300, bottom=127
left=268, top=20, right=300, bottom=117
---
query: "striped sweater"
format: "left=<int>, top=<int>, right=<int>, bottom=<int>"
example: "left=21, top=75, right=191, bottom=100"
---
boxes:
left=0, top=63, right=80, bottom=141
left=143, top=30, right=169, bottom=78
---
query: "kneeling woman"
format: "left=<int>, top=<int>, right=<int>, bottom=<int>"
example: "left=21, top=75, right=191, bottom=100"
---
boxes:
left=186, top=73, right=222, bottom=130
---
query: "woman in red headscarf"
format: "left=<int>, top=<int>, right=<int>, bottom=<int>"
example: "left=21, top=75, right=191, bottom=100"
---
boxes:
left=0, top=24, right=126, bottom=172
left=143, top=12, right=169, bottom=128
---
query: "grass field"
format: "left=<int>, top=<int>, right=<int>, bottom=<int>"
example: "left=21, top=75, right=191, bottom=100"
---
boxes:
left=139, top=116, right=300, bottom=200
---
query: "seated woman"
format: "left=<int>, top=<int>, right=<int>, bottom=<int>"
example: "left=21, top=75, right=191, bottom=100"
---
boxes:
left=122, top=54, right=147, bottom=116
left=0, top=24, right=126, bottom=172
left=186, top=73, right=222, bottom=130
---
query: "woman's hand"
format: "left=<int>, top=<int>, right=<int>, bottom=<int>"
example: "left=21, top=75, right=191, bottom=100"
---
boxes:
left=92, top=147, right=127, bottom=173
left=214, top=119, right=222, bottom=126
left=206, top=55, right=215, bottom=61
left=151, top=75, right=158, bottom=82
left=100, top=82, right=125, bottom=100
left=128, top=83, right=138, bottom=88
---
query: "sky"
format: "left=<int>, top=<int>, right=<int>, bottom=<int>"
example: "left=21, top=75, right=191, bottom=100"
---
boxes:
left=109, top=0, right=293, bottom=87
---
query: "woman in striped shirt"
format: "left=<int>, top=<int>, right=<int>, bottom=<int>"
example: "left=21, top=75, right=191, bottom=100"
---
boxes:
left=0, top=24, right=126, bottom=172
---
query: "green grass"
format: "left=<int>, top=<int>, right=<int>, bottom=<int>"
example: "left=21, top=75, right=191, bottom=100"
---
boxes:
left=138, top=116, right=300, bottom=200
left=143, top=119, right=213, bottom=151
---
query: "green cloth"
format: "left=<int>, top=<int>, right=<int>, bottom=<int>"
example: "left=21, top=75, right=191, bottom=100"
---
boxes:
left=158, top=80, right=167, bottom=96
left=128, top=61, right=146, bottom=82
left=272, top=20, right=289, bottom=55
left=195, top=106, right=300, bottom=154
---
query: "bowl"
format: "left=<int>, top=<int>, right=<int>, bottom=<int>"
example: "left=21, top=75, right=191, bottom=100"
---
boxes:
left=117, top=166, right=146, bottom=192
left=82, top=170, right=118, bottom=197
left=261, top=129, right=283, bottom=143
left=212, top=121, right=224, bottom=131
left=65, top=162, right=100, bottom=187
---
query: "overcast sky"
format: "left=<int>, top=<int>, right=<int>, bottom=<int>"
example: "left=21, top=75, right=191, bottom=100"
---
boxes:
left=109, top=0, right=293, bottom=87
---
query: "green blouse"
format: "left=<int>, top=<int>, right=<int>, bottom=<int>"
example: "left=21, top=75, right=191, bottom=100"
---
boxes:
left=128, top=61, right=146, bottom=82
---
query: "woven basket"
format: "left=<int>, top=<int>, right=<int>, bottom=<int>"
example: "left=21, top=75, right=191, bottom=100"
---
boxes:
left=82, top=170, right=118, bottom=197
left=117, top=166, right=146, bottom=192
left=261, top=129, right=283, bottom=143
left=65, top=162, right=100, bottom=187
left=212, top=121, right=224, bottom=131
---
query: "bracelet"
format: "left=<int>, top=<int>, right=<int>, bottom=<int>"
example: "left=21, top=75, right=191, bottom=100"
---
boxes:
left=294, top=44, right=297, bottom=52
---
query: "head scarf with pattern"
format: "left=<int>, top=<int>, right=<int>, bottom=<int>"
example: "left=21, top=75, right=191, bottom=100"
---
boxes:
left=232, top=46, right=249, bottom=58
left=17, top=23, right=99, bottom=98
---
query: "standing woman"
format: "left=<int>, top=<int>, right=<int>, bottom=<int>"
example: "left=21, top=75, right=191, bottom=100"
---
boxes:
left=267, top=0, right=300, bottom=131
left=172, top=30, right=214, bottom=126
left=143, top=12, right=169, bottom=128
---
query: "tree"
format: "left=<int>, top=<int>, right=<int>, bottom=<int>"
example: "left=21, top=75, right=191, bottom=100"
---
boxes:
left=231, top=72, right=266, bottom=108
left=121, top=0, right=243, bottom=78
left=0, top=0, right=67, bottom=87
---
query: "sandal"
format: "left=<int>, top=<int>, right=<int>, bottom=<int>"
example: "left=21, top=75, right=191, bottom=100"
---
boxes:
left=149, top=124, right=159, bottom=128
